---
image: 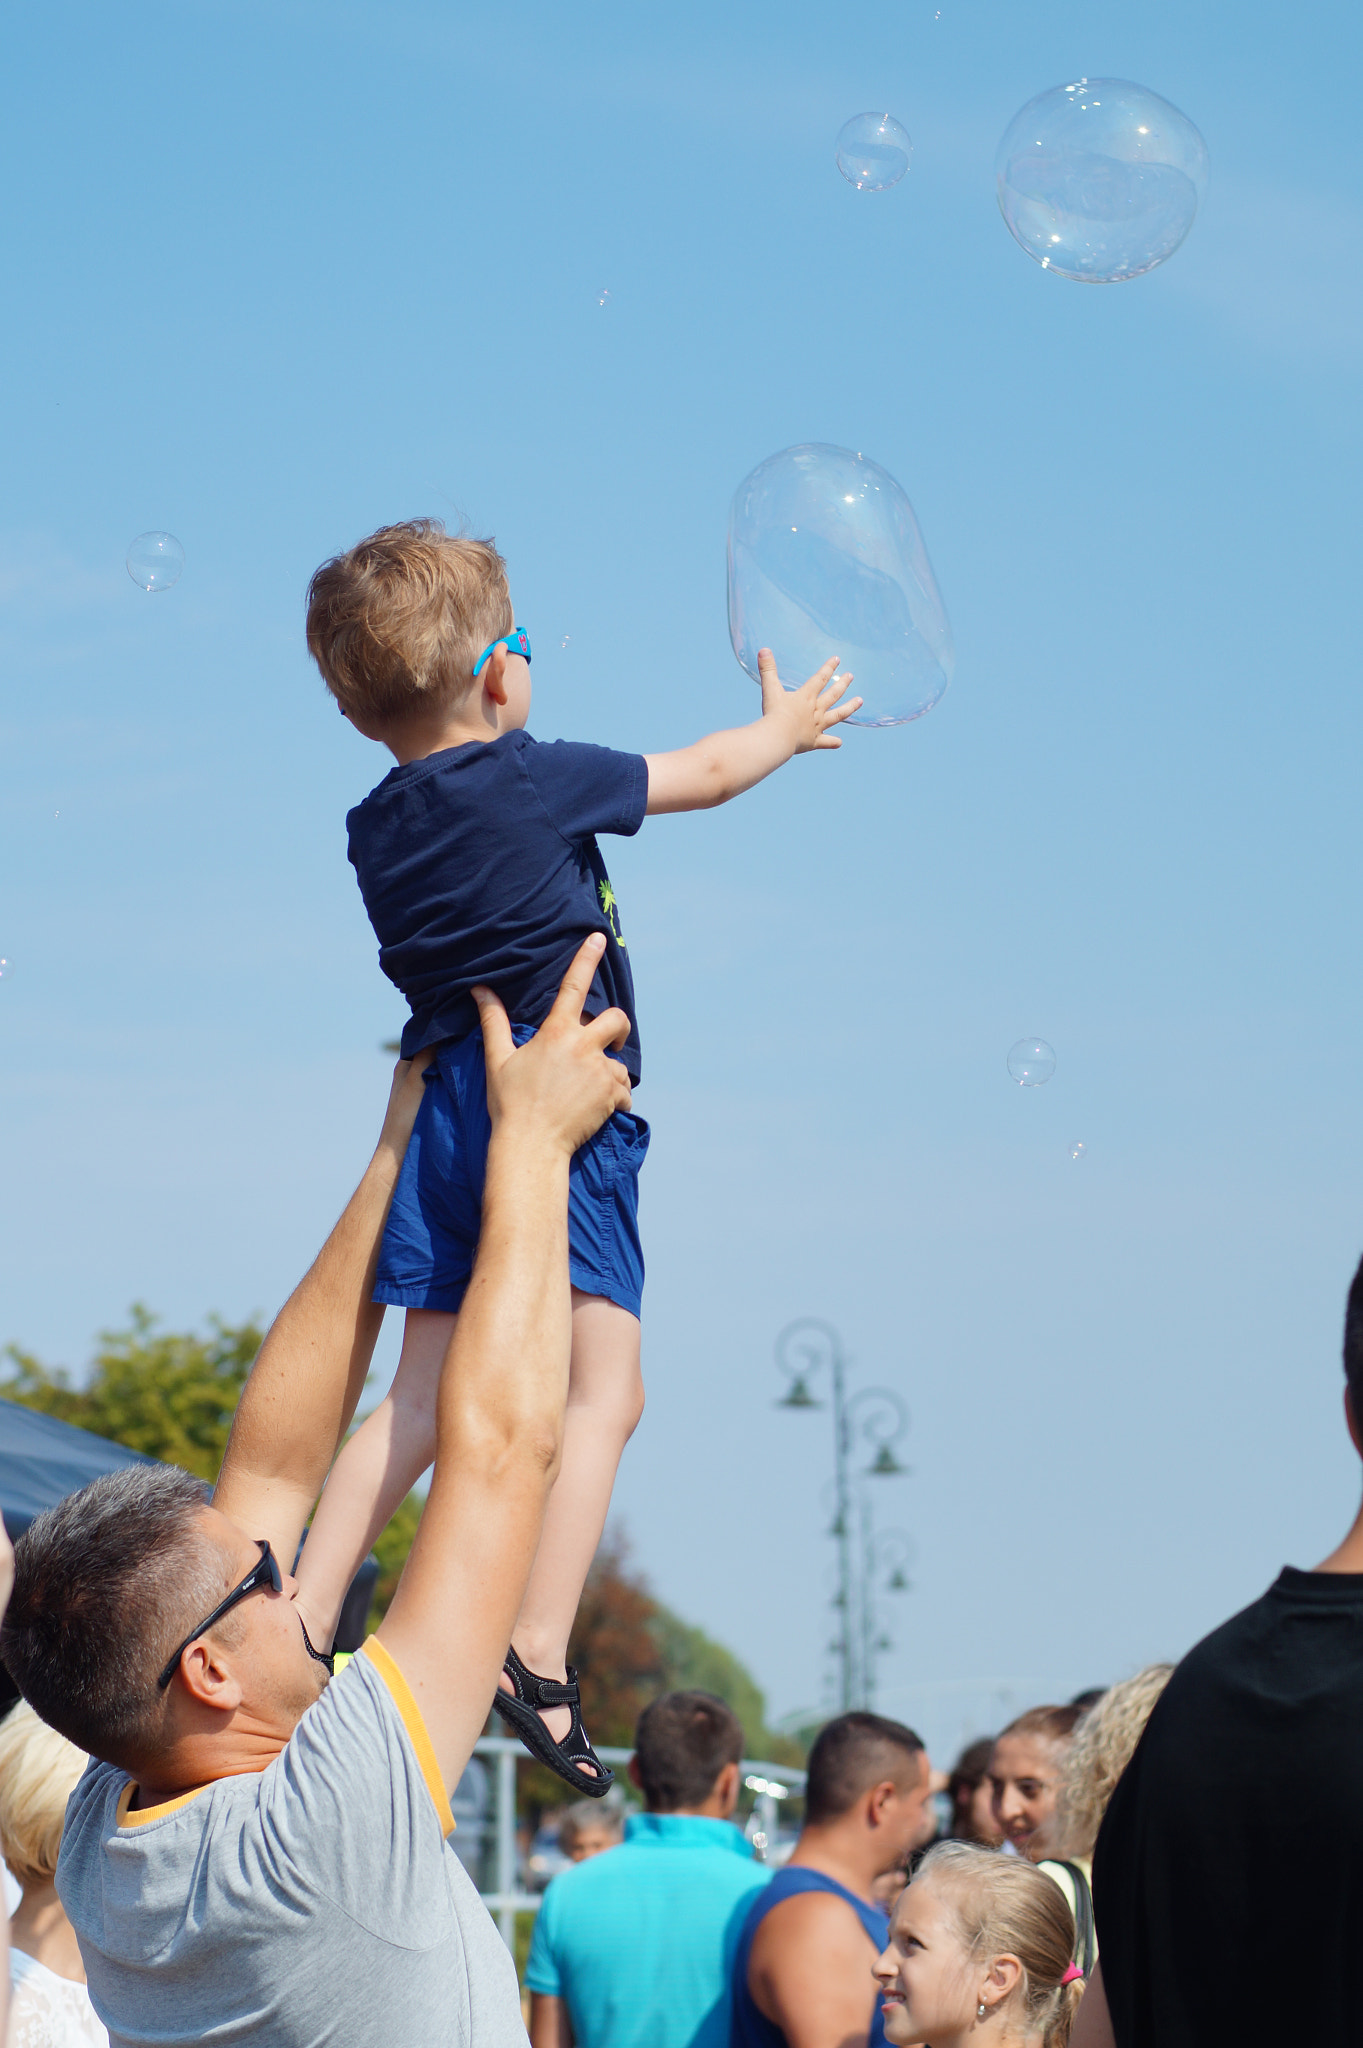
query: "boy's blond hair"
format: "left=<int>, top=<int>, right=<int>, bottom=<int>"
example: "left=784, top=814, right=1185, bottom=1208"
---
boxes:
left=0, top=1698, right=88, bottom=1889
left=306, top=519, right=513, bottom=725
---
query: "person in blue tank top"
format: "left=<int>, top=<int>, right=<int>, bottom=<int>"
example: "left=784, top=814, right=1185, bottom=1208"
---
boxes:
left=735, top=1713, right=936, bottom=2048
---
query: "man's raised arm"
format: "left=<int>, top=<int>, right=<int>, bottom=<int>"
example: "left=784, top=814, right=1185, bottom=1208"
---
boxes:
left=212, top=1053, right=431, bottom=1567
left=377, top=933, right=631, bottom=1791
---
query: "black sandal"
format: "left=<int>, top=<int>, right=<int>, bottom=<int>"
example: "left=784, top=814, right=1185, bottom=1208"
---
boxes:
left=491, top=1646, right=615, bottom=1798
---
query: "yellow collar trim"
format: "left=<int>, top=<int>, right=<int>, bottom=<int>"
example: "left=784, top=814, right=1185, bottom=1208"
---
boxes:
left=116, top=1780, right=211, bottom=1828
left=360, top=1637, right=456, bottom=1835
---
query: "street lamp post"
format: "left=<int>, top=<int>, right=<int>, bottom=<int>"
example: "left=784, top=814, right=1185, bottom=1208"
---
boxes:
left=774, top=1319, right=910, bottom=1711
left=858, top=1519, right=914, bottom=1711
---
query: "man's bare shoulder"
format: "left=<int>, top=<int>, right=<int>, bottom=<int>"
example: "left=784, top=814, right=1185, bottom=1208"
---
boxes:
left=749, top=1885, right=879, bottom=1960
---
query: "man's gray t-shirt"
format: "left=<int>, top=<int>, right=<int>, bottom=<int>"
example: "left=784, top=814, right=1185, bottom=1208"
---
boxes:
left=57, top=1639, right=524, bottom=2048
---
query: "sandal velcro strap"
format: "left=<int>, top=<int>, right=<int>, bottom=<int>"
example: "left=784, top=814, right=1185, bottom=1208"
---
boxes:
left=491, top=1646, right=615, bottom=1799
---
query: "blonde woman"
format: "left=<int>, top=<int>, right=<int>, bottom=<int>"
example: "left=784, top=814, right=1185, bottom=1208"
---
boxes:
left=1052, top=1668, right=1173, bottom=1867
left=873, top=1842, right=1084, bottom=2048
left=0, top=1701, right=107, bottom=2047
left=1035, top=1666, right=1174, bottom=1970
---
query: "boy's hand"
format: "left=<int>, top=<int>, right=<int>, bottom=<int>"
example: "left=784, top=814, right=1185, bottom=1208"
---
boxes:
left=758, top=649, right=863, bottom=752
left=473, top=935, right=632, bottom=1158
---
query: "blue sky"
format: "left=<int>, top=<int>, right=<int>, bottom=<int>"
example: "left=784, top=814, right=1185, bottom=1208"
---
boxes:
left=3, top=0, right=1362, bottom=1765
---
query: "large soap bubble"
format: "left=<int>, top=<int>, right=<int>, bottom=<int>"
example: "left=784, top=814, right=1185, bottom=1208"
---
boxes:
left=1007, top=1039, right=1056, bottom=1086
left=996, top=78, right=1207, bottom=283
left=727, top=444, right=953, bottom=728
left=126, top=532, right=185, bottom=592
left=835, top=112, right=912, bottom=192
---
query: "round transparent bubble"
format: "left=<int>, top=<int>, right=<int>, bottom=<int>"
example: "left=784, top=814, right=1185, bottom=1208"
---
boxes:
left=0, top=958, right=9, bottom=978
left=835, top=112, right=912, bottom=192
left=1069, top=1140, right=1086, bottom=1161
left=996, top=78, right=1207, bottom=283
left=1007, top=1038, right=1056, bottom=1086
left=727, top=444, right=953, bottom=728
left=126, top=532, right=185, bottom=592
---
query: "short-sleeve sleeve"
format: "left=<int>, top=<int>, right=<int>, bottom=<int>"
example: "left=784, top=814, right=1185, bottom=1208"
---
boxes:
left=523, top=1886, right=563, bottom=1995
left=522, top=739, right=647, bottom=843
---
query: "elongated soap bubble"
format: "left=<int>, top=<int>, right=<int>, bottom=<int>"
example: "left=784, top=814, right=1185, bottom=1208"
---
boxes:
left=996, top=78, right=1207, bottom=283
left=1007, top=1038, right=1055, bottom=1086
left=727, top=444, right=953, bottom=728
left=836, top=112, right=912, bottom=191
left=126, top=532, right=185, bottom=592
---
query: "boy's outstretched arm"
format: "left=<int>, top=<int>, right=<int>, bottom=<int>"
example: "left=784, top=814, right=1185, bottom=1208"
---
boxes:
left=644, top=650, right=862, bottom=814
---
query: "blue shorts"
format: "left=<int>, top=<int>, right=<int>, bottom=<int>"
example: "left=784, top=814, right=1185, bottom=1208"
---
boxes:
left=374, top=1026, right=649, bottom=1320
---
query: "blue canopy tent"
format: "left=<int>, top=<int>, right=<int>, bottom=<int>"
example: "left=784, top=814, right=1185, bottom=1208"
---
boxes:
left=0, top=1397, right=156, bottom=1542
left=0, top=1399, right=378, bottom=1705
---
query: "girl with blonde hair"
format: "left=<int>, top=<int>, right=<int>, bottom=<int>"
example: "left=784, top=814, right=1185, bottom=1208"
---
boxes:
left=873, top=1841, right=1084, bottom=2048
left=0, top=1700, right=107, bottom=2046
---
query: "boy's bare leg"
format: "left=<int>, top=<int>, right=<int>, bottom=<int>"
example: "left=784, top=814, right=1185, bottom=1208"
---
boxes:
left=297, top=1308, right=454, bottom=1643
left=498, top=1288, right=644, bottom=1762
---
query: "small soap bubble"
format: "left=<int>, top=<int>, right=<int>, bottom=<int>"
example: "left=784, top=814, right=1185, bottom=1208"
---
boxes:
left=0, top=959, right=9, bottom=979
left=727, top=443, right=953, bottom=727
left=835, top=112, right=912, bottom=192
left=126, top=532, right=185, bottom=592
left=597, top=287, right=611, bottom=307
left=1007, top=1038, right=1056, bottom=1086
left=996, top=78, right=1207, bottom=283
left=560, top=635, right=571, bottom=650
left=1069, top=1140, right=1086, bottom=1161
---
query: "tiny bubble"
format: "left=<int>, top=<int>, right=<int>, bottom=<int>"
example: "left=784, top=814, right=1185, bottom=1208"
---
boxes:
left=0, top=959, right=9, bottom=979
left=597, top=287, right=611, bottom=307
left=560, top=635, right=571, bottom=649
left=1069, top=1140, right=1086, bottom=1162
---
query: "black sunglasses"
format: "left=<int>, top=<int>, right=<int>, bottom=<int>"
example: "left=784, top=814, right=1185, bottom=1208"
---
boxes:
left=157, top=1539, right=285, bottom=1690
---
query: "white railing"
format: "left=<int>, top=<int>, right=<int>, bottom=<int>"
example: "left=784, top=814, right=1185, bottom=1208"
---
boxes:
left=469, top=1735, right=807, bottom=1948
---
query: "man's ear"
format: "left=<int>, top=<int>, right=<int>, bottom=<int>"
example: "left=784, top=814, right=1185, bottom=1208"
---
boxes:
left=866, top=1778, right=900, bottom=1828
left=176, top=1639, right=245, bottom=1715
left=1346, top=1386, right=1363, bottom=1461
left=628, top=1754, right=643, bottom=1791
left=482, top=643, right=509, bottom=707
left=712, top=1760, right=741, bottom=1817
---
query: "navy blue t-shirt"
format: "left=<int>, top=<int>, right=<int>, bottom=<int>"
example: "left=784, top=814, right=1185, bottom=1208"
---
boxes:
left=347, top=730, right=647, bottom=1080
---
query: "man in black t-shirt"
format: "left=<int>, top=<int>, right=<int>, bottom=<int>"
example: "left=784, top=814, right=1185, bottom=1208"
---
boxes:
left=1073, top=1252, right=1363, bottom=2048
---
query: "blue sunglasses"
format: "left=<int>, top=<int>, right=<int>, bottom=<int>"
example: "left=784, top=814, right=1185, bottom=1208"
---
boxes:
left=473, top=626, right=532, bottom=677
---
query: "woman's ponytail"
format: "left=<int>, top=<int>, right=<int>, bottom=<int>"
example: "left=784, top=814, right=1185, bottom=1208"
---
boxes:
left=1040, top=1974, right=1086, bottom=2048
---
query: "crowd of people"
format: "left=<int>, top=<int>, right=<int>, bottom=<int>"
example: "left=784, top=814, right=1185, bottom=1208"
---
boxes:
left=521, top=1671, right=1172, bottom=2048
left=1, top=954, right=1363, bottom=2047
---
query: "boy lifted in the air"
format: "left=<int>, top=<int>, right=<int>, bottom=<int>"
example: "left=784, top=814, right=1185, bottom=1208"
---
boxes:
left=299, top=519, right=858, bottom=1792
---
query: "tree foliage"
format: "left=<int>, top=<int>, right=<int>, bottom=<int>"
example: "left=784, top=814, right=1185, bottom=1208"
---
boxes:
left=2, top=1305, right=263, bottom=1481
left=3, top=1313, right=797, bottom=1778
left=1, top=1310, right=424, bottom=1586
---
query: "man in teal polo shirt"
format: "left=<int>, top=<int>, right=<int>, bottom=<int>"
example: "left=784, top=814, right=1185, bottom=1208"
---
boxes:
left=527, top=1691, right=769, bottom=2048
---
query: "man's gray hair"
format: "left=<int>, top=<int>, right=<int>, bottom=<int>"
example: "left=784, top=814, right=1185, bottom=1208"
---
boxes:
left=1, top=1465, right=222, bottom=1766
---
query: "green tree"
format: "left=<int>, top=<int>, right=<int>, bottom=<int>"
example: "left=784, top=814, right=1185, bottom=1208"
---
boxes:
left=2, top=1310, right=423, bottom=1597
left=3, top=1316, right=798, bottom=1771
left=2, top=1305, right=263, bottom=1480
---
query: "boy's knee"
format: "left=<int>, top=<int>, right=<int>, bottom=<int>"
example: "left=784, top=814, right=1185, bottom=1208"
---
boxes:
left=623, top=1373, right=645, bottom=1438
